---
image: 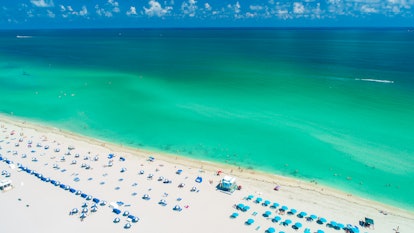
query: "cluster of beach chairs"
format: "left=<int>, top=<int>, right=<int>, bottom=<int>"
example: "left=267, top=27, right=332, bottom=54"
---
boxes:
left=229, top=194, right=361, bottom=233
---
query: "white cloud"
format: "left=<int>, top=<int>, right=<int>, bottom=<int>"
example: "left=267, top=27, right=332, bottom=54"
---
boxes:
left=47, top=10, right=55, bottom=18
left=96, top=5, right=113, bottom=17
left=126, top=6, right=137, bottom=16
left=293, top=2, right=305, bottom=14
left=181, top=0, right=198, bottom=17
left=67, top=6, right=73, bottom=12
left=144, top=0, right=172, bottom=17
left=30, top=0, right=54, bottom=8
left=108, top=0, right=120, bottom=13
left=59, top=5, right=65, bottom=11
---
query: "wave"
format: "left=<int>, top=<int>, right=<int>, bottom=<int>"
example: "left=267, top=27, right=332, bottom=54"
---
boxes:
left=16, top=35, right=33, bottom=39
left=355, top=78, right=394, bottom=84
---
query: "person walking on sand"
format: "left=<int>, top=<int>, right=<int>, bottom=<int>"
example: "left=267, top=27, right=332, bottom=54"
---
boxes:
left=393, top=226, right=400, bottom=233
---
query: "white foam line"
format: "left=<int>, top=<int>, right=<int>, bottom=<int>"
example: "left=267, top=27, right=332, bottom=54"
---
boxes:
left=355, top=78, right=394, bottom=84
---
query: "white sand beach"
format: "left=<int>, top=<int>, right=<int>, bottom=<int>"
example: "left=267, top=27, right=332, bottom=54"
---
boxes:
left=0, top=115, right=413, bottom=233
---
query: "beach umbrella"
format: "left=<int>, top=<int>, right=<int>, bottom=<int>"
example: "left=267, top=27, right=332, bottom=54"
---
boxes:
left=330, top=221, right=338, bottom=228
left=317, top=218, right=327, bottom=224
left=263, top=211, right=272, bottom=217
left=123, top=211, right=130, bottom=216
left=317, top=230, right=324, bottom=233
left=336, top=223, right=345, bottom=230
left=242, top=205, right=250, bottom=212
left=255, top=197, right=263, bottom=203
left=246, top=218, right=254, bottom=225
left=266, top=227, right=276, bottom=233
left=246, top=195, right=254, bottom=200
left=173, top=205, right=182, bottom=211
left=230, top=212, right=239, bottom=218
left=283, top=219, right=292, bottom=225
left=298, top=211, right=307, bottom=218
left=281, top=206, right=288, bottom=211
left=113, top=217, right=120, bottom=223
left=289, top=209, right=297, bottom=214
left=71, top=208, right=78, bottom=214
left=272, top=216, right=282, bottom=223
left=91, top=206, right=97, bottom=212
left=263, top=200, right=271, bottom=206
left=80, top=213, right=86, bottom=219
left=271, top=202, right=279, bottom=209
left=82, top=203, right=88, bottom=208
left=237, top=203, right=245, bottom=210
left=124, top=223, right=131, bottom=229
left=132, top=217, right=139, bottom=223
left=304, top=228, right=311, bottom=233
left=82, top=208, right=88, bottom=213
left=310, top=215, right=317, bottom=220
left=294, top=222, right=303, bottom=228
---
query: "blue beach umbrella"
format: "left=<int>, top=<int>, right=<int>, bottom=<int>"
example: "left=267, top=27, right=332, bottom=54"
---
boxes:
left=263, top=211, right=272, bottom=217
left=317, top=218, right=327, bottom=224
left=230, top=212, right=239, bottom=218
left=281, top=206, right=288, bottom=211
left=304, top=228, right=311, bottom=233
left=298, top=211, right=307, bottom=218
left=237, top=203, right=245, bottom=210
left=330, top=221, right=338, bottom=228
left=271, top=202, right=279, bottom=209
left=266, top=227, right=276, bottom=233
left=294, top=222, right=302, bottom=228
left=272, top=216, right=282, bottom=223
left=246, top=195, right=254, bottom=200
left=263, top=200, right=271, bottom=206
left=255, top=197, right=263, bottom=203
left=289, top=209, right=297, bottom=214
left=283, top=219, right=292, bottom=225
left=317, top=230, right=324, bottom=233
left=242, top=205, right=250, bottom=212
left=246, top=218, right=255, bottom=225
left=336, top=223, right=345, bottom=230
left=310, top=215, right=317, bottom=220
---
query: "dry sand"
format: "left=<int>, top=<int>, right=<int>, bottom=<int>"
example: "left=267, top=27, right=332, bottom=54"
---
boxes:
left=0, top=115, right=413, bottom=233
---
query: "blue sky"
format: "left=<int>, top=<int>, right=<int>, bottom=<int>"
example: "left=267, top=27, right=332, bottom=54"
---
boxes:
left=1, top=0, right=413, bottom=28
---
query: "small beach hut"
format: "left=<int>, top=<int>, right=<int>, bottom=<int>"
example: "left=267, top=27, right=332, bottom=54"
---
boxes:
left=0, top=179, right=12, bottom=191
left=266, top=227, right=276, bottom=233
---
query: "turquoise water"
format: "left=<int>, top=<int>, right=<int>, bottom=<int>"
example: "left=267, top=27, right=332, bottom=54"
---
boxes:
left=1, top=29, right=413, bottom=210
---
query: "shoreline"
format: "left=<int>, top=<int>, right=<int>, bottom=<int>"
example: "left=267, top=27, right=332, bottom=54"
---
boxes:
left=1, top=113, right=413, bottom=220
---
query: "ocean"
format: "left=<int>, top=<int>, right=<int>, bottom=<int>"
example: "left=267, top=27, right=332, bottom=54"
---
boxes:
left=0, top=28, right=413, bottom=210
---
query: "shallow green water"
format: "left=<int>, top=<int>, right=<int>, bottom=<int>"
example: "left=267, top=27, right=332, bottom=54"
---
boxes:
left=1, top=28, right=413, bottom=210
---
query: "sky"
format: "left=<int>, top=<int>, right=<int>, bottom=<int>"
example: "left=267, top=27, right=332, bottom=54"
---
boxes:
left=1, top=0, right=413, bottom=29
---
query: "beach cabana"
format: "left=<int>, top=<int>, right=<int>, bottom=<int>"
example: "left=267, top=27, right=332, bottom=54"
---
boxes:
left=263, top=200, right=271, bottom=206
left=298, top=211, right=307, bottom=218
left=288, top=208, right=297, bottom=215
left=317, top=218, right=327, bottom=224
left=272, top=216, right=281, bottom=223
left=217, top=176, right=237, bottom=193
left=282, top=219, right=292, bottom=226
left=293, top=222, right=302, bottom=230
left=245, top=218, right=254, bottom=225
left=242, top=205, right=250, bottom=212
left=270, top=202, right=279, bottom=209
left=0, top=179, right=12, bottom=191
left=266, top=227, right=276, bottom=233
left=230, top=212, right=239, bottom=218
left=263, top=211, right=272, bottom=218
left=364, top=217, right=374, bottom=229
